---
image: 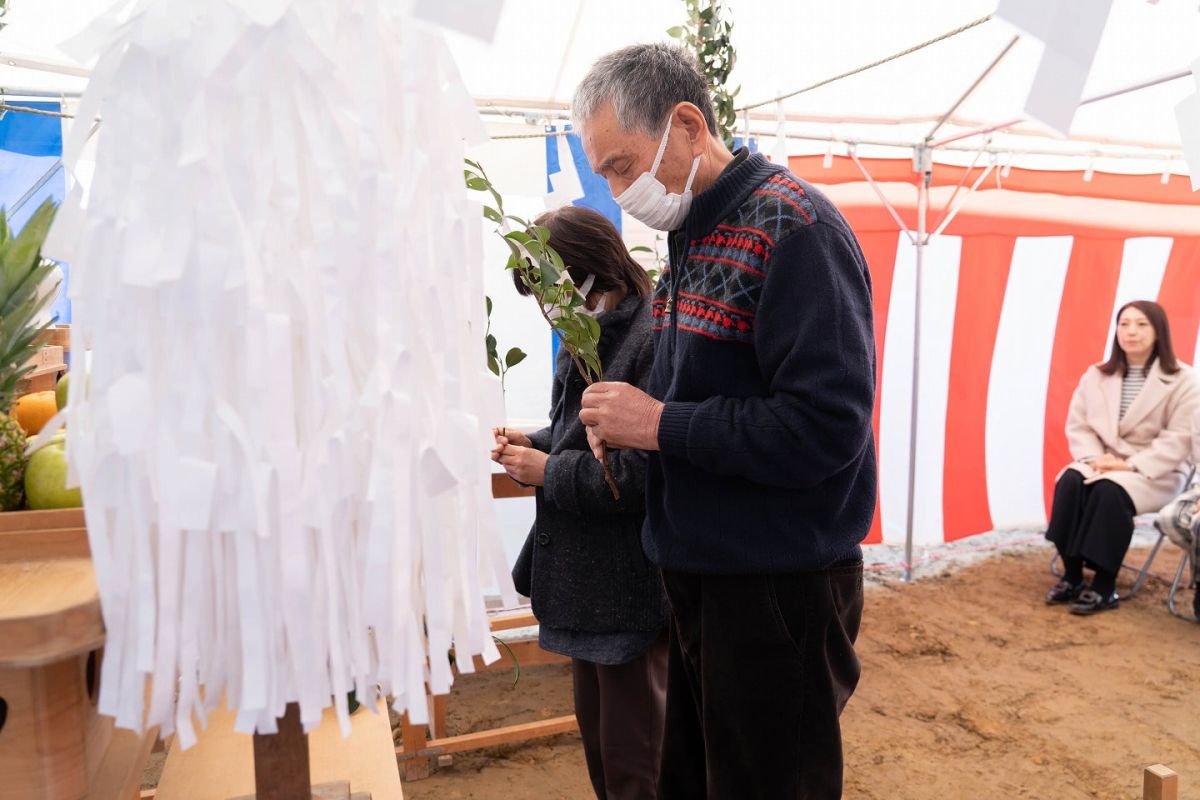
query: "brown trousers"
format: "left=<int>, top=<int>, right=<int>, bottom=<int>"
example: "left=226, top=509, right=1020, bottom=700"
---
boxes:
left=571, top=633, right=669, bottom=800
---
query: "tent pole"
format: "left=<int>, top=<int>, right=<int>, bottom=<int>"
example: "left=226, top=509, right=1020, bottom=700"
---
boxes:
left=929, top=159, right=994, bottom=238
left=930, top=67, right=1193, bottom=149
left=926, top=35, right=1020, bottom=142
left=848, top=147, right=916, bottom=244
left=903, top=146, right=931, bottom=583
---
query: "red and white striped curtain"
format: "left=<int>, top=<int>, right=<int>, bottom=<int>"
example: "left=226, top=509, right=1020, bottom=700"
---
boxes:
left=796, top=155, right=1200, bottom=546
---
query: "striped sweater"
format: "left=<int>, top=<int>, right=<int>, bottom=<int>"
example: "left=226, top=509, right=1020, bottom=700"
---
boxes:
left=645, top=153, right=878, bottom=575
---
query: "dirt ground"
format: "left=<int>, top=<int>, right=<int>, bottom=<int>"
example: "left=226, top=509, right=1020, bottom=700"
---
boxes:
left=402, top=544, right=1200, bottom=800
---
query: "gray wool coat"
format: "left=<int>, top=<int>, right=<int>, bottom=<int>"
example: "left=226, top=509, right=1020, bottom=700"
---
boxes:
left=512, top=294, right=668, bottom=634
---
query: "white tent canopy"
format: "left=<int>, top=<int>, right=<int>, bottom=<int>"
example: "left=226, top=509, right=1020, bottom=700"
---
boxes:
left=1, top=1, right=1197, bottom=173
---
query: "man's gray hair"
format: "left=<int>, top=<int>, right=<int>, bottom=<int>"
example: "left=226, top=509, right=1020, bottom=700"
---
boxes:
left=573, top=43, right=718, bottom=139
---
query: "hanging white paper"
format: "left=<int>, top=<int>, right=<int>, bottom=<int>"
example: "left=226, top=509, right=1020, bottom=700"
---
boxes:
left=1176, top=58, right=1200, bottom=192
left=997, top=0, right=1115, bottom=136
left=50, top=0, right=516, bottom=744
left=413, top=0, right=505, bottom=44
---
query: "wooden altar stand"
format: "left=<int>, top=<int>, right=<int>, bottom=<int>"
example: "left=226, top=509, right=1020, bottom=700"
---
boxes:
left=0, top=508, right=156, bottom=800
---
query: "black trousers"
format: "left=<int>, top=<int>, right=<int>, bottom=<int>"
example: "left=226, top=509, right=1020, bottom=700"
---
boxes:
left=658, top=562, right=864, bottom=800
left=1045, top=468, right=1136, bottom=576
left=572, top=633, right=669, bottom=800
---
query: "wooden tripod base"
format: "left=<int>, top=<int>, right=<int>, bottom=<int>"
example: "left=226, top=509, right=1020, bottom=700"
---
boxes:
left=225, top=704, right=371, bottom=800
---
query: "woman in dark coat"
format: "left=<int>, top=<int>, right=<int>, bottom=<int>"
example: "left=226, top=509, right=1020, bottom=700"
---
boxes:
left=492, top=205, right=667, bottom=800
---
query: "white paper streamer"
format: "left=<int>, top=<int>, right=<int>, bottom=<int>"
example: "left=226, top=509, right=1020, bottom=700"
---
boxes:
left=49, top=0, right=515, bottom=743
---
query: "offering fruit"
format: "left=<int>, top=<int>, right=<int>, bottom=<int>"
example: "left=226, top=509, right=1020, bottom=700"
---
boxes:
left=0, top=201, right=60, bottom=510
left=25, top=438, right=82, bottom=510
left=55, top=372, right=69, bottom=411
left=12, top=390, right=58, bottom=434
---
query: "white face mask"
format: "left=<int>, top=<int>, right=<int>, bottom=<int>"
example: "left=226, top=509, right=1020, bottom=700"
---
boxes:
left=578, top=291, right=608, bottom=319
left=614, top=119, right=703, bottom=231
left=544, top=273, right=595, bottom=320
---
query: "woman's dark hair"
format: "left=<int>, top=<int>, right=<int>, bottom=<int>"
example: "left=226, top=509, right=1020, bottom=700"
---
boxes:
left=1098, top=300, right=1180, bottom=376
left=511, top=205, right=653, bottom=301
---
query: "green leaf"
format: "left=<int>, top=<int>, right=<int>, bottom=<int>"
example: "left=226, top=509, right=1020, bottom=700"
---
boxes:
left=466, top=177, right=489, bottom=192
left=666, top=25, right=684, bottom=38
left=486, top=333, right=497, bottom=352
left=485, top=295, right=493, bottom=316
left=504, top=230, right=533, bottom=245
left=629, top=245, right=653, bottom=254
left=504, top=347, right=527, bottom=368
left=580, top=313, right=601, bottom=341
left=487, top=353, right=500, bottom=376
left=483, top=205, right=502, bottom=223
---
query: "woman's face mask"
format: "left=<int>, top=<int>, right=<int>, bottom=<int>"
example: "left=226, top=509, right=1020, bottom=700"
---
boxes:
left=543, top=273, right=596, bottom=320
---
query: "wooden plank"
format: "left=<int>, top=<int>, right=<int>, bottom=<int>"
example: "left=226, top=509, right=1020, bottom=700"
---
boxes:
left=0, top=559, right=104, bottom=667
left=155, top=700, right=402, bottom=799
left=0, top=527, right=90, bottom=563
left=487, top=610, right=538, bottom=632
left=0, top=508, right=86, bottom=533
left=397, top=715, right=578, bottom=761
left=491, top=473, right=535, bottom=499
left=34, top=325, right=71, bottom=353
left=1144, top=764, right=1178, bottom=800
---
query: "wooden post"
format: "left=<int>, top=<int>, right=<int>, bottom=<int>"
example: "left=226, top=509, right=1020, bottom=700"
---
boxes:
left=1144, top=764, right=1178, bottom=800
left=251, top=703, right=312, bottom=799
left=398, top=712, right=431, bottom=781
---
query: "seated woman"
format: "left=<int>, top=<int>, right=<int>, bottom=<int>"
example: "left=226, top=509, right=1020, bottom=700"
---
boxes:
left=491, top=205, right=667, bottom=799
left=1046, top=300, right=1199, bottom=615
left=1156, top=403, right=1200, bottom=617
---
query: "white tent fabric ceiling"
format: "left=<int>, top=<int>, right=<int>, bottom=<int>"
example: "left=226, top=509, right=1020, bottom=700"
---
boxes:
left=0, top=1, right=1197, bottom=173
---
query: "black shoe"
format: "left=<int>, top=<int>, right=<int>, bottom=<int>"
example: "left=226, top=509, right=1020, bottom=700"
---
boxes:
left=1045, top=580, right=1084, bottom=604
left=1069, top=588, right=1119, bottom=615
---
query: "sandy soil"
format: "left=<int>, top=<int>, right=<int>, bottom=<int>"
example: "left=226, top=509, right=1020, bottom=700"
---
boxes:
left=402, top=544, right=1200, bottom=800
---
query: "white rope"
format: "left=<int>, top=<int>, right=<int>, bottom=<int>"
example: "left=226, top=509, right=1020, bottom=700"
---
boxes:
left=738, top=15, right=995, bottom=113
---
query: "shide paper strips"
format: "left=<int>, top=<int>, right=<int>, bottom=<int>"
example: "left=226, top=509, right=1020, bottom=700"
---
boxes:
left=1176, top=58, right=1200, bottom=192
left=45, top=0, right=515, bottom=744
left=997, top=0, right=1115, bottom=136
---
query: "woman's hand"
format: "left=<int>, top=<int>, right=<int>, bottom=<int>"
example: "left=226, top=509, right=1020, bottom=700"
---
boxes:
left=1093, top=453, right=1133, bottom=473
left=493, top=428, right=531, bottom=448
left=496, top=444, right=549, bottom=486
left=491, top=429, right=531, bottom=464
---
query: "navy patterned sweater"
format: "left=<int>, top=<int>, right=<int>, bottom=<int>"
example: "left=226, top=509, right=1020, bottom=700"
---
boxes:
left=645, top=152, right=877, bottom=574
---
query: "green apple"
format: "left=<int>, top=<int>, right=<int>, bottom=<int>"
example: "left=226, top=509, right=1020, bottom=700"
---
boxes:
left=55, top=372, right=69, bottom=411
left=25, top=441, right=82, bottom=509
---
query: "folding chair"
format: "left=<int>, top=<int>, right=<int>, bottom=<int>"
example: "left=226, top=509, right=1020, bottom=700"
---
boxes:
left=1048, top=522, right=1164, bottom=598
left=1164, top=529, right=1198, bottom=622
left=1048, top=465, right=1196, bottom=600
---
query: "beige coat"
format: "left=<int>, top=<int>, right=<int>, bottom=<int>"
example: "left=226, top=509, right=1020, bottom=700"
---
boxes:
left=1062, top=361, right=1200, bottom=513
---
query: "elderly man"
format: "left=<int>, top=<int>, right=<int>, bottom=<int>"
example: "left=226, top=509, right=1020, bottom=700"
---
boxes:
left=574, top=44, right=877, bottom=798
